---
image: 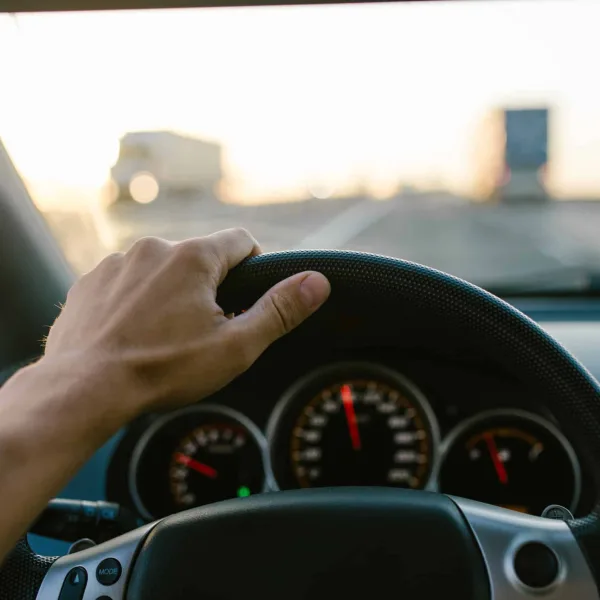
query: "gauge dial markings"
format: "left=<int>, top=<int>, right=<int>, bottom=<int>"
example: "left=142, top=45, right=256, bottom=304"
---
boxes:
left=438, top=410, right=581, bottom=515
left=268, top=363, right=440, bottom=491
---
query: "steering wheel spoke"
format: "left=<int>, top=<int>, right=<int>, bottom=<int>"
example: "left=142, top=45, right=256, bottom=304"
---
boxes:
left=455, top=497, right=598, bottom=600
left=34, top=524, right=155, bottom=600
left=28, top=491, right=600, bottom=600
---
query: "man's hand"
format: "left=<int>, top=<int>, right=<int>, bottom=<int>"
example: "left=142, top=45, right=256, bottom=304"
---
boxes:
left=44, top=228, right=330, bottom=416
left=0, top=229, right=329, bottom=560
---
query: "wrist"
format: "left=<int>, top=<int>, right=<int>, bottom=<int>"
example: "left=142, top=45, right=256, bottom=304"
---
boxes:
left=0, top=351, right=144, bottom=553
left=25, top=350, right=146, bottom=432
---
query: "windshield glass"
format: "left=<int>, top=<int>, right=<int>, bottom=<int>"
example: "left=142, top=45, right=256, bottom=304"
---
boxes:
left=2, top=0, right=600, bottom=292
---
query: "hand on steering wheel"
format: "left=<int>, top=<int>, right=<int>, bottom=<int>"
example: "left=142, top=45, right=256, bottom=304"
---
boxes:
left=44, top=228, right=330, bottom=414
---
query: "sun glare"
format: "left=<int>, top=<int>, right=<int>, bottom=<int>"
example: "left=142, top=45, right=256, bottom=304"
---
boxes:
left=2, top=0, right=600, bottom=210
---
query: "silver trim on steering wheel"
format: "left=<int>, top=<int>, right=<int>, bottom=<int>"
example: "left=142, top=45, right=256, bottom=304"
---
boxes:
left=35, top=522, right=157, bottom=600
left=455, top=497, right=598, bottom=600
left=33, top=497, right=599, bottom=600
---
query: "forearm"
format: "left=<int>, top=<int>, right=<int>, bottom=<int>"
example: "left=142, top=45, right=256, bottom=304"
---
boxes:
left=0, top=356, right=137, bottom=561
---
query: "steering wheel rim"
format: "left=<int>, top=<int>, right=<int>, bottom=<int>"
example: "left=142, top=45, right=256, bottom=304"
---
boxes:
left=220, top=250, right=600, bottom=545
left=3, top=250, right=600, bottom=600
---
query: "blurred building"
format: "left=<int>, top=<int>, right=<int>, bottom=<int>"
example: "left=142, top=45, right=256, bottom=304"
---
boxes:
left=110, top=131, right=222, bottom=204
left=472, top=107, right=549, bottom=203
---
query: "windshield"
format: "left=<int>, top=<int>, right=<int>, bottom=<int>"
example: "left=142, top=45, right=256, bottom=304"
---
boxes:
left=2, top=0, right=600, bottom=293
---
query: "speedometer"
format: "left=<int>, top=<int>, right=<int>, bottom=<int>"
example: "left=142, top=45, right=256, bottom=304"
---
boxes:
left=267, top=362, right=440, bottom=490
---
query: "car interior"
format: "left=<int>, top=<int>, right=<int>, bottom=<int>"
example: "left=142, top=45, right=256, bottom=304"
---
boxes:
left=2, top=0, right=600, bottom=598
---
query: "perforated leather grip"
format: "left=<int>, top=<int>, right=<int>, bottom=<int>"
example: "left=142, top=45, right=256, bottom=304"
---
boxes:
left=0, top=538, right=56, bottom=600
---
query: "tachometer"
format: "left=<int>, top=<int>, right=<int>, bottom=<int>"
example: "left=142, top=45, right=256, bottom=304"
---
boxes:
left=438, top=409, right=581, bottom=515
left=130, top=405, right=271, bottom=519
left=169, top=423, right=258, bottom=509
left=267, top=362, right=439, bottom=490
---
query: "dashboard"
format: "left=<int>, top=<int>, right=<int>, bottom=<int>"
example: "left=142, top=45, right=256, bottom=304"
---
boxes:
left=104, top=310, right=599, bottom=523
left=20, top=298, right=600, bottom=556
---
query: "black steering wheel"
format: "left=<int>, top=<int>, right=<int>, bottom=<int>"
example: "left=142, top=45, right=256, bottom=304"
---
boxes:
left=2, top=250, right=600, bottom=600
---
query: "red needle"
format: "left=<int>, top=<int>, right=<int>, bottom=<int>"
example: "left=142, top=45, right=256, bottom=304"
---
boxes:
left=174, top=452, right=218, bottom=479
left=341, top=384, right=362, bottom=451
left=483, top=433, right=508, bottom=485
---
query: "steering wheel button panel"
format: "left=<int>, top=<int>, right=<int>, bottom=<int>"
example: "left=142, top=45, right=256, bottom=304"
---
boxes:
left=35, top=523, right=156, bottom=600
left=57, top=567, right=87, bottom=600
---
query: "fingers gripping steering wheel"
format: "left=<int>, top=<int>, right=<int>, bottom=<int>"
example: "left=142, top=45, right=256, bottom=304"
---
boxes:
left=2, top=250, right=600, bottom=600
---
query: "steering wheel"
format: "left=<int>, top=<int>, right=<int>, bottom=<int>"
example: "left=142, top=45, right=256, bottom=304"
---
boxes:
left=2, top=250, right=600, bottom=600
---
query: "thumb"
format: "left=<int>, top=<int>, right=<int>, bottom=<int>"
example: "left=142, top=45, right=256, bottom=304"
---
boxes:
left=229, top=271, right=330, bottom=356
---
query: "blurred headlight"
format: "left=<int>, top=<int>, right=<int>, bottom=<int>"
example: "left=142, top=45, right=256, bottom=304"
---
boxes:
left=130, top=172, right=159, bottom=204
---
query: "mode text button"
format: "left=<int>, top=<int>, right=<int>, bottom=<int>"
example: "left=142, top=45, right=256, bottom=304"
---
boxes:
left=96, top=558, right=122, bottom=586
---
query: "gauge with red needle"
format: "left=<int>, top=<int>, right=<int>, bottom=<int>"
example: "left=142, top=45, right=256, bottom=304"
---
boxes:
left=267, top=363, right=439, bottom=491
left=168, top=424, right=263, bottom=510
left=130, top=406, right=269, bottom=520
left=438, top=410, right=581, bottom=515
left=483, top=432, right=508, bottom=485
left=341, top=384, right=362, bottom=451
left=173, top=452, right=218, bottom=479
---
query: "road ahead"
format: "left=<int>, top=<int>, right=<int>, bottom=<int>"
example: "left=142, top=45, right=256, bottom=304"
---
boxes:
left=45, top=194, right=600, bottom=291
left=100, top=194, right=600, bottom=291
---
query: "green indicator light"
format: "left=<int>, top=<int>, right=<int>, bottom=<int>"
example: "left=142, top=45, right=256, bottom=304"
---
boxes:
left=237, top=486, right=251, bottom=498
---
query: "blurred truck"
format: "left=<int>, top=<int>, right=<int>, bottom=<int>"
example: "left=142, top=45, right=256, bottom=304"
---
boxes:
left=472, top=107, right=549, bottom=203
left=110, top=131, right=222, bottom=203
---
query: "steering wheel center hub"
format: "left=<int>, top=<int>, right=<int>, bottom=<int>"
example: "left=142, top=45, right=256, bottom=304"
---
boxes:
left=127, top=488, right=489, bottom=600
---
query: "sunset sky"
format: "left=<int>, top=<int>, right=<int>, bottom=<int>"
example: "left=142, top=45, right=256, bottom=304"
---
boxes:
left=1, top=0, right=600, bottom=208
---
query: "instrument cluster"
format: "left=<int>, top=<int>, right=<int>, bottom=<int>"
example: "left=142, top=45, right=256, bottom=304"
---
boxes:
left=122, top=361, right=583, bottom=520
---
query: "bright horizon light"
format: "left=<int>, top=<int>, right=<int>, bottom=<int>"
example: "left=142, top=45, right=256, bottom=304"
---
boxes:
left=1, top=1, right=600, bottom=210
